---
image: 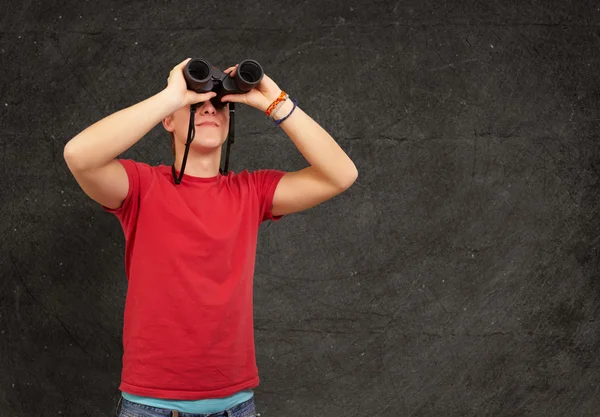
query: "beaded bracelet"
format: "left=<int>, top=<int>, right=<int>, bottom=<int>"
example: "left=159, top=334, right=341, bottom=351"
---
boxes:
left=274, top=98, right=297, bottom=125
left=265, top=91, right=287, bottom=117
left=270, top=94, right=289, bottom=120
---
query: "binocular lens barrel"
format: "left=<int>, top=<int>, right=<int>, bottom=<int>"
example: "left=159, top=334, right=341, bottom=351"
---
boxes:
left=235, top=60, right=263, bottom=91
left=238, top=60, right=262, bottom=84
left=184, top=59, right=212, bottom=92
left=187, top=59, right=211, bottom=82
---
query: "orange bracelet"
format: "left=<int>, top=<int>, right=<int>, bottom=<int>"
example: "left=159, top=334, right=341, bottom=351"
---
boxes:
left=265, top=91, right=287, bottom=116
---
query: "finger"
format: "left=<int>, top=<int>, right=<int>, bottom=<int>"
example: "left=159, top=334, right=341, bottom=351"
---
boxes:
left=196, top=91, right=217, bottom=101
left=178, top=58, right=192, bottom=68
left=220, top=94, right=241, bottom=103
left=225, top=64, right=240, bottom=76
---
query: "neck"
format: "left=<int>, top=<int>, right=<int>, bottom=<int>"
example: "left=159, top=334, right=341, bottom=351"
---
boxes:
left=173, top=144, right=222, bottom=178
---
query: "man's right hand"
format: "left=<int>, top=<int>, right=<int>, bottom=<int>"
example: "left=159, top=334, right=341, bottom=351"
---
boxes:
left=164, top=58, right=217, bottom=109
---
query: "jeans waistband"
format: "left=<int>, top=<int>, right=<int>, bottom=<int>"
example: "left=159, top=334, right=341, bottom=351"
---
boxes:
left=117, top=395, right=259, bottom=417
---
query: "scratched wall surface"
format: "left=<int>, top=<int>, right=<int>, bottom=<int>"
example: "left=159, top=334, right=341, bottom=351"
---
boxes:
left=1, top=0, right=600, bottom=416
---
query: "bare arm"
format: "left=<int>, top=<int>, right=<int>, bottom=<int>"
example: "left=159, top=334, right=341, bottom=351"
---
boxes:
left=63, top=58, right=216, bottom=209
left=219, top=66, right=358, bottom=217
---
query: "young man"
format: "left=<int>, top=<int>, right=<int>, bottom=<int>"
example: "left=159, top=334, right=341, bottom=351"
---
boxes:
left=63, top=58, right=358, bottom=417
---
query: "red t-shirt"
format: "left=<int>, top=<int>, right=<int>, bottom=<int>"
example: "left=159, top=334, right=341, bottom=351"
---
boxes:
left=103, top=159, right=286, bottom=400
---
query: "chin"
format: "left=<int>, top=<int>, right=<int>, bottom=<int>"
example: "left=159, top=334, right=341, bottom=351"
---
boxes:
left=190, top=138, right=225, bottom=151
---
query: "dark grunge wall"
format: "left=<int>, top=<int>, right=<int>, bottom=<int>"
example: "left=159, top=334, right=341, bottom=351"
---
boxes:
left=1, top=1, right=600, bottom=416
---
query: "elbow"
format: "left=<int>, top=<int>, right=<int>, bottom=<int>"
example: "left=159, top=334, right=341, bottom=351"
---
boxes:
left=340, top=165, right=358, bottom=190
left=63, top=140, right=86, bottom=172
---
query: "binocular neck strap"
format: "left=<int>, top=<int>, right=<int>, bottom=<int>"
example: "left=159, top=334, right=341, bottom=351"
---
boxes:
left=221, top=103, right=235, bottom=175
left=172, top=103, right=236, bottom=185
left=171, top=104, right=197, bottom=184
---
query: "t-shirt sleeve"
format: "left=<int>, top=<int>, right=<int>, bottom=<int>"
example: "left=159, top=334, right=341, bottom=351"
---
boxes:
left=251, top=169, right=287, bottom=223
left=102, top=159, right=153, bottom=231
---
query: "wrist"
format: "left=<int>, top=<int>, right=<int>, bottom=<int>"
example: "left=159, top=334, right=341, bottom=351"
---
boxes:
left=262, top=88, right=284, bottom=113
left=265, top=88, right=283, bottom=106
left=273, top=99, right=294, bottom=121
left=273, top=98, right=298, bottom=126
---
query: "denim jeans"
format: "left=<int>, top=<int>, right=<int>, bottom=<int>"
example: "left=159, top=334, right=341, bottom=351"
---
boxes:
left=116, top=396, right=261, bottom=417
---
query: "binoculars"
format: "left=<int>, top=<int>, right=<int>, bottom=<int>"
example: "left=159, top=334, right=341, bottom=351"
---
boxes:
left=183, top=58, right=264, bottom=108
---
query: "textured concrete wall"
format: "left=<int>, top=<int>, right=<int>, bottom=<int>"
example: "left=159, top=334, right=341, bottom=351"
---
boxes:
left=1, top=1, right=600, bottom=416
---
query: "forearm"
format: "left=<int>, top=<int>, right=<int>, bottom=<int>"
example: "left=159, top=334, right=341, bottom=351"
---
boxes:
left=276, top=101, right=358, bottom=187
left=64, top=88, right=179, bottom=171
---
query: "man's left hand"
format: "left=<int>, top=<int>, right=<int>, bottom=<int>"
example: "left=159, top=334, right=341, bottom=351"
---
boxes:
left=220, top=64, right=283, bottom=113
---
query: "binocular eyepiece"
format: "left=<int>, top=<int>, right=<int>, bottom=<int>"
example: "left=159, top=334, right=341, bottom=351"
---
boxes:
left=184, top=58, right=264, bottom=109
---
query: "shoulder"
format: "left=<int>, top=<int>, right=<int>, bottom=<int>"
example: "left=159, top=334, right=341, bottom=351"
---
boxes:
left=116, top=159, right=160, bottom=174
left=227, top=168, right=286, bottom=188
left=116, top=159, right=167, bottom=192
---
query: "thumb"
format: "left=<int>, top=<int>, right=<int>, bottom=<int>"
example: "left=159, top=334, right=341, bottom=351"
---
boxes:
left=220, top=94, right=243, bottom=104
left=178, top=57, right=192, bottom=69
left=185, top=90, right=216, bottom=106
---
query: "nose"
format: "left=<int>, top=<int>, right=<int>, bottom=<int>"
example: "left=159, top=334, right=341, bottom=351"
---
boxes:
left=196, top=100, right=217, bottom=115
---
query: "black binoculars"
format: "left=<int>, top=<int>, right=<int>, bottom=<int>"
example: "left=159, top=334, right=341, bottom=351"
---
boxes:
left=183, top=58, right=264, bottom=108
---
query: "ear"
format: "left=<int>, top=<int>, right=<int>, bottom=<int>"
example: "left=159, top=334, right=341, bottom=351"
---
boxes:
left=162, top=114, right=175, bottom=132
